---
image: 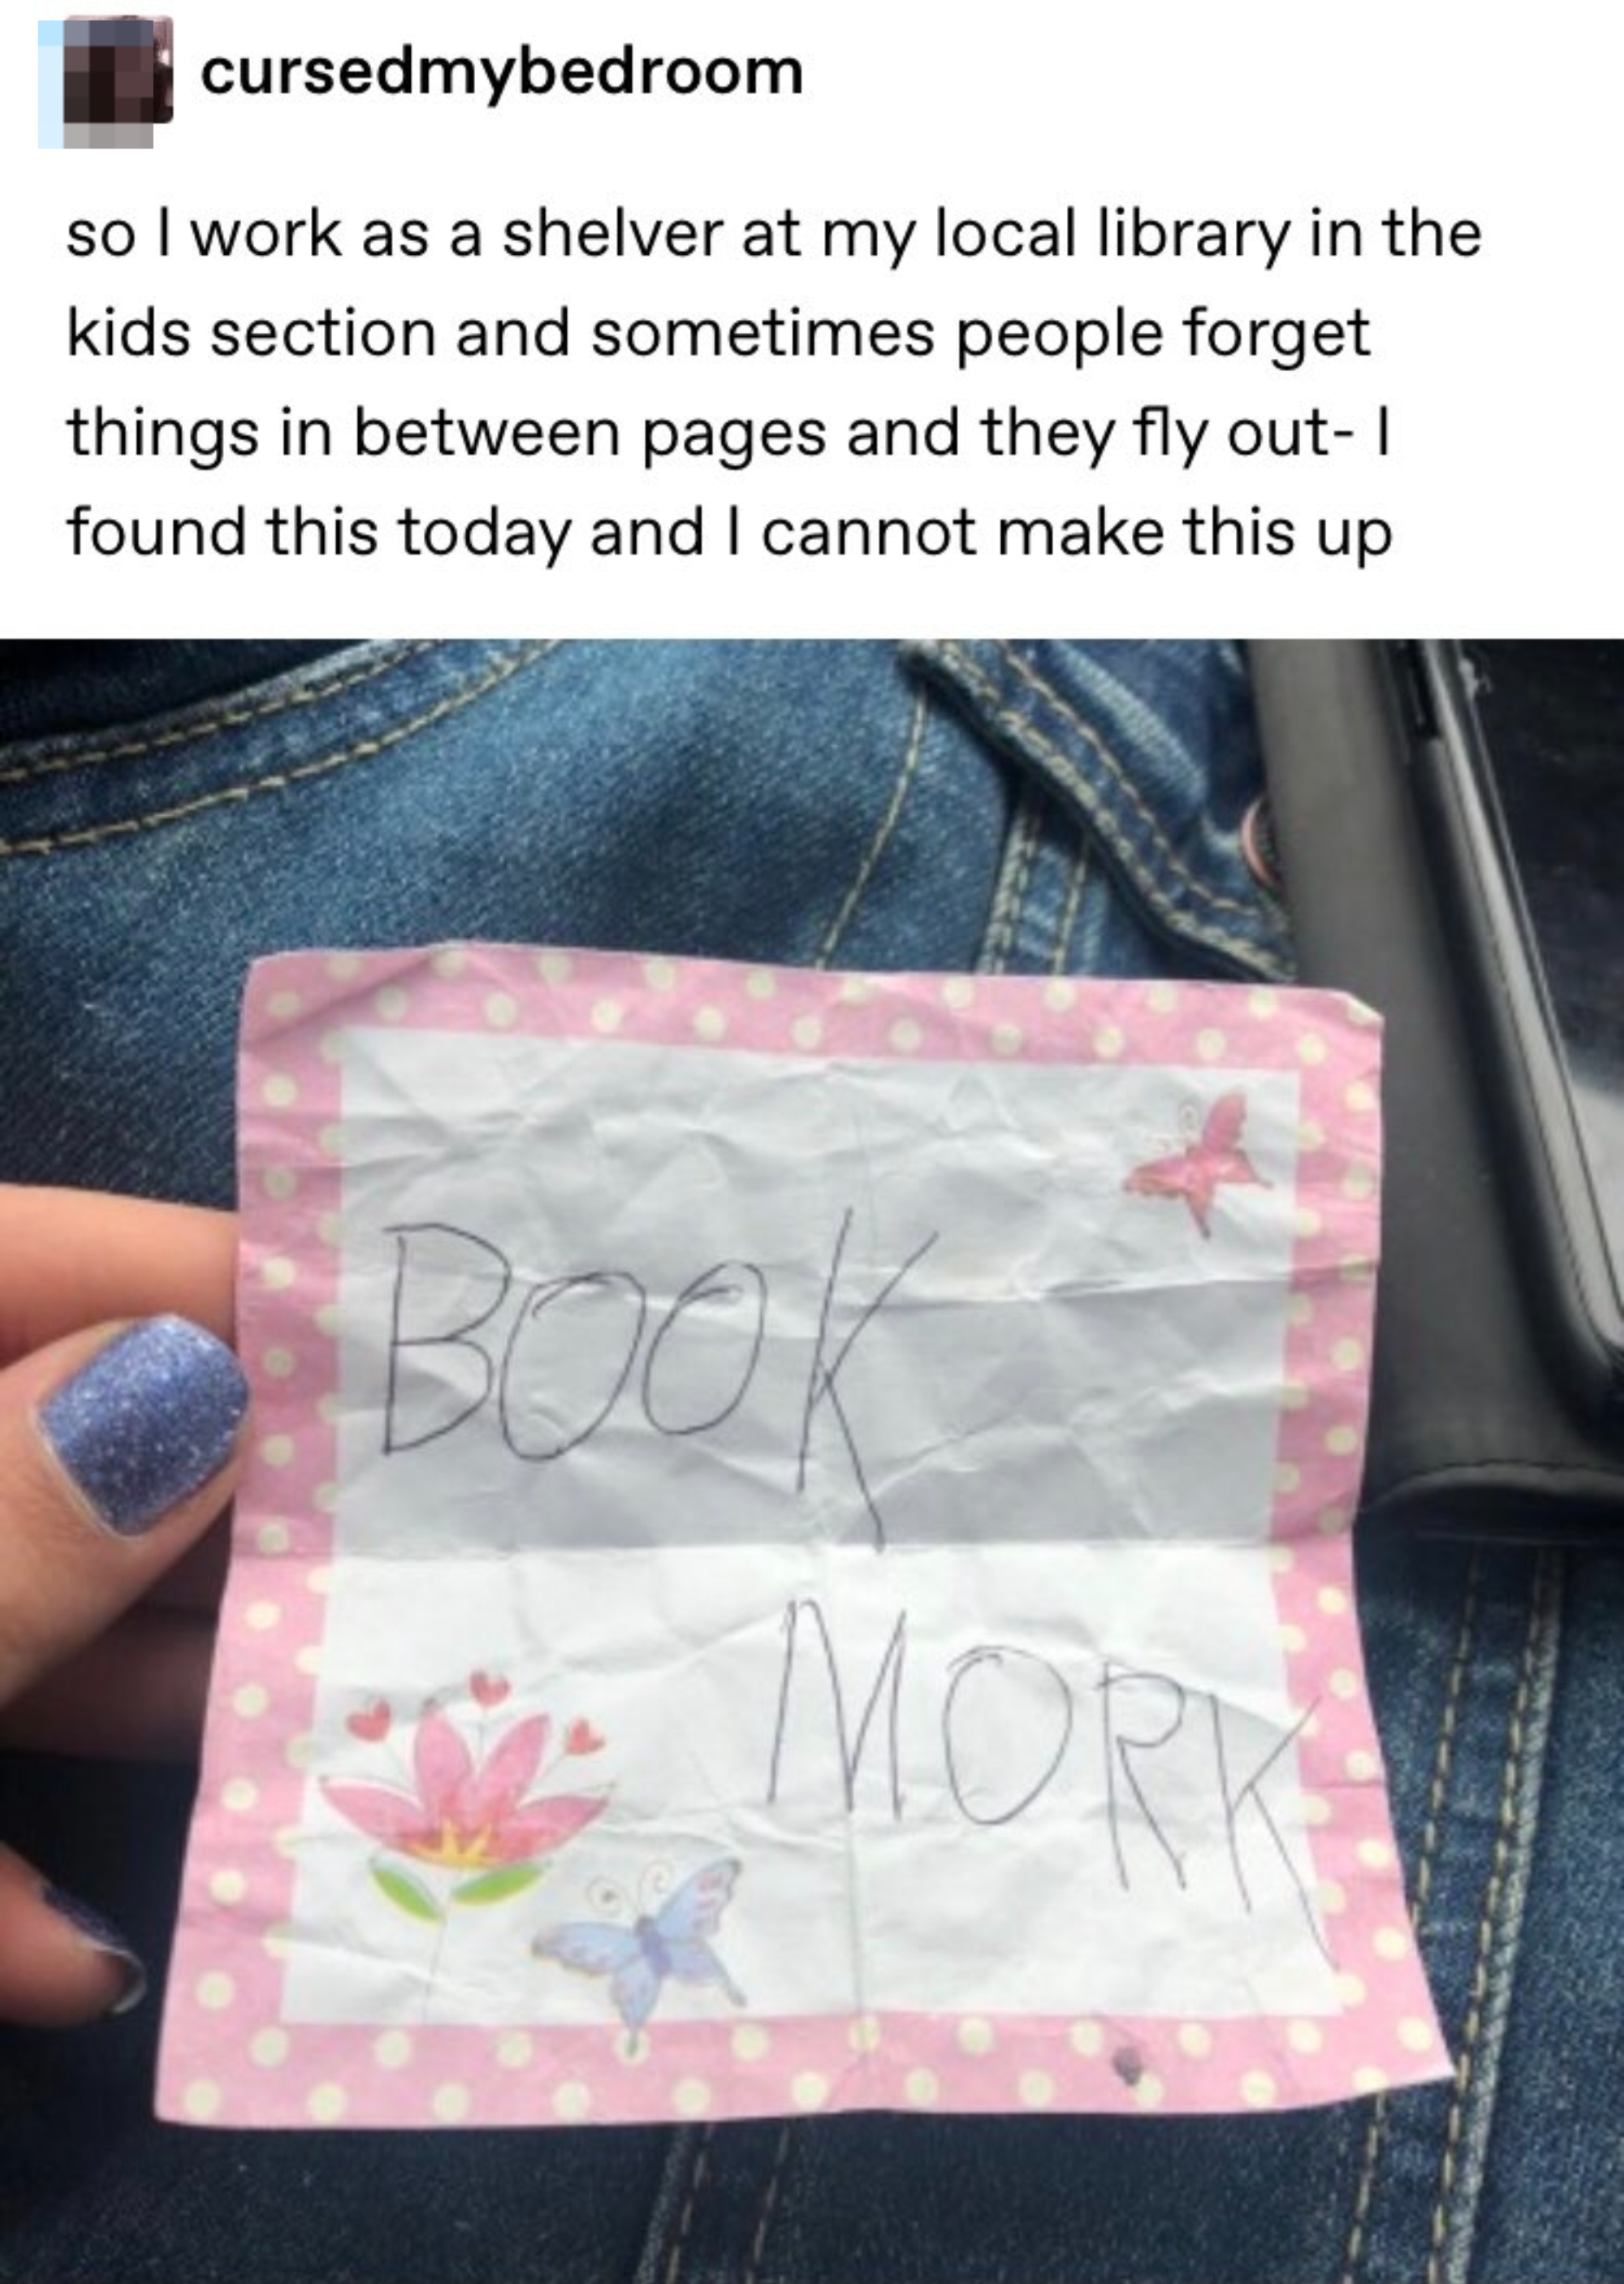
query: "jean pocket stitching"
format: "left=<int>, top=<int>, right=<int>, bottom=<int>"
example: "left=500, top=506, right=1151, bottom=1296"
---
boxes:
left=656, top=2123, right=715, bottom=2284
left=1423, top=1548, right=1562, bottom=2284
left=1052, top=836, right=1091, bottom=974
left=976, top=784, right=1043, bottom=973
left=940, top=642, right=1289, bottom=978
left=741, top=2121, right=794, bottom=2284
left=817, top=686, right=929, bottom=967
left=0, top=641, right=558, bottom=861
left=1338, top=1553, right=1482, bottom=2284
left=0, top=640, right=437, bottom=786
left=994, top=640, right=1272, bottom=927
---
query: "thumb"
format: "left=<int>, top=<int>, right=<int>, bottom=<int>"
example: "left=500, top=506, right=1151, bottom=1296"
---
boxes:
left=0, top=1314, right=248, bottom=1707
left=0, top=1313, right=248, bottom=2027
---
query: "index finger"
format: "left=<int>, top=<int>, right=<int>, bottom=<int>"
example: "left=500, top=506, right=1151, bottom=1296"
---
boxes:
left=0, top=1187, right=236, bottom=1365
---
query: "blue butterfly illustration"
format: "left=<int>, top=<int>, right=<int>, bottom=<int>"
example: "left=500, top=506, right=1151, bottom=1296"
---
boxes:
left=532, top=1857, right=746, bottom=2033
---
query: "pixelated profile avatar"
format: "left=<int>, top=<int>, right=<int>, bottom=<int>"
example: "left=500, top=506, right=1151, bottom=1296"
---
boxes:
left=49, top=15, right=173, bottom=149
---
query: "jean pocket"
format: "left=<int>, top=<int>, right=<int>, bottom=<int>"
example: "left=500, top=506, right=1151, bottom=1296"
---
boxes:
left=0, top=640, right=542, bottom=856
left=905, top=640, right=1294, bottom=983
left=0, top=639, right=1022, bottom=1205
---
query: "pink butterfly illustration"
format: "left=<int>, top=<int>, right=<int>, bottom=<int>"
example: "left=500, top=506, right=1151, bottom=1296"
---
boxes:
left=1122, top=1090, right=1270, bottom=1238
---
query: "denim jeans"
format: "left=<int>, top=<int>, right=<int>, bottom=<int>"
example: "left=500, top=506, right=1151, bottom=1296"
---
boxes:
left=0, top=640, right=1609, bottom=2283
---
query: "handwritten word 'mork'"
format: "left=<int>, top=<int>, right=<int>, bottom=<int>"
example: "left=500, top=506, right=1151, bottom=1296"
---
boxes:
left=766, top=1599, right=1328, bottom=1958
left=379, top=1212, right=937, bottom=1546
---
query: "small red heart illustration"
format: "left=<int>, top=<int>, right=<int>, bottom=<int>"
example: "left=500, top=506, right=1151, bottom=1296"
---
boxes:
left=347, top=1699, right=391, bottom=1743
left=470, top=1671, right=511, bottom=1709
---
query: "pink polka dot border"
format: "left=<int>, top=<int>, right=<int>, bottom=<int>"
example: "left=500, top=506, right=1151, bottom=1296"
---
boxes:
left=158, top=946, right=1447, bottom=2127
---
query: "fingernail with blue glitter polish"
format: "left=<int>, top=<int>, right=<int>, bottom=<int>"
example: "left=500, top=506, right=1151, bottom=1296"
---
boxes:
left=37, top=1315, right=248, bottom=1539
left=41, top=1885, right=148, bottom=2016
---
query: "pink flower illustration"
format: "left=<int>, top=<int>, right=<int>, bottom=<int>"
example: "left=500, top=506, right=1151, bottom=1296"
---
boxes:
left=324, top=1707, right=606, bottom=1872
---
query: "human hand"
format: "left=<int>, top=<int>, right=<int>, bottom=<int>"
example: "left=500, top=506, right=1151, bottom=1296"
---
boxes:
left=0, top=1186, right=243, bottom=2025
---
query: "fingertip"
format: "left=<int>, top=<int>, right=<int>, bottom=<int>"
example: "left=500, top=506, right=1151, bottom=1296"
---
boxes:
left=0, top=1850, right=145, bottom=2027
left=0, top=1320, right=246, bottom=1704
left=36, top=1315, right=249, bottom=1542
left=38, top=1885, right=149, bottom=2019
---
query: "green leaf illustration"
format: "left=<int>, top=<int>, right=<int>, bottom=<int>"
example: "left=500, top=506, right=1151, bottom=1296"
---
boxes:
left=370, top=1862, right=443, bottom=1923
left=451, top=1864, right=544, bottom=1907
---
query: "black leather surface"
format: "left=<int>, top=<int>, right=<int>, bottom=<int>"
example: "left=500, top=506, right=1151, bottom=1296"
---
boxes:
left=1248, top=640, right=1624, bottom=1535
